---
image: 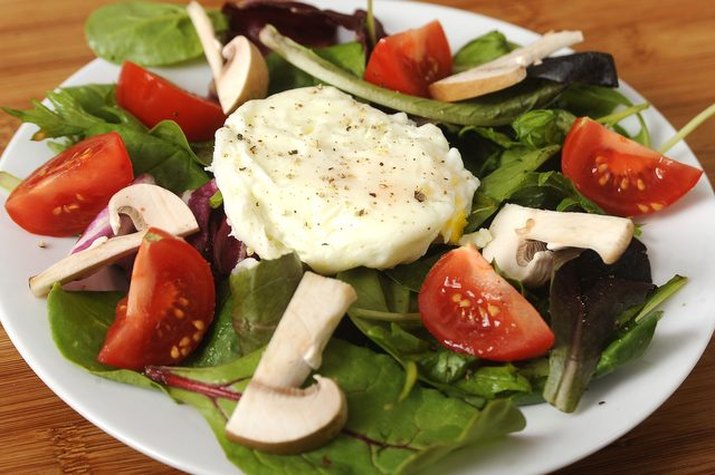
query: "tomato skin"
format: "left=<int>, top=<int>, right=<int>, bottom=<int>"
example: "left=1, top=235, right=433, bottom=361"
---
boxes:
left=364, top=20, right=452, bottom=97
left=4, top=132, right=133, bottom=237
left=418, top=246, right=554, bottom=361
left=562, top=117, right=703, bottom=217
left=116, top=61, right=226, bottom=142
left=98, top=228, right=216, bottom=370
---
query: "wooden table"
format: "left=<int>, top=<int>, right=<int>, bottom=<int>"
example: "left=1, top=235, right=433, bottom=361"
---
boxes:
left=1, top=0, right=713, bottom=473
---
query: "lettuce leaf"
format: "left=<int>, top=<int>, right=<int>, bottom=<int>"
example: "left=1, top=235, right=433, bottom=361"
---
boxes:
left=4, top=85, right=209, bottom=194
left=85, top=1, right=228, bottom=66
left=145, top=339, right=526, bottom=475
left=544, top=240, right=655, bottom=412
left=47, top=285, right=525, bottom=474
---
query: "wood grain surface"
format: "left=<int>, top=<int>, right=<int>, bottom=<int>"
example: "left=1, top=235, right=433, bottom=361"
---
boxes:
left=1, top=0, right=713, bottom=473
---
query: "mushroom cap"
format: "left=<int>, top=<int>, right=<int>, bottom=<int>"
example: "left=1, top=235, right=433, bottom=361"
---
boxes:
left=107, top=183, right=198, bottom=236
left=225, top=376, right=348, bottom=454
left=217, top=36, right=269, bottom=114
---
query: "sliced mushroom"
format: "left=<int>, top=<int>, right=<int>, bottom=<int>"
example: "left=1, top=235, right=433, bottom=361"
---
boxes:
left=430, top=63, right=527, bottom=102
left=216, top=36, right=269, bottom=114
left=187, top=1, right=268, bottom=114
left=186, top=0, right=224, bottom=79
left=29, top=184, right=199, bottom=297
left=227, top=376, right=347, bottom=455
left=429, top=30, right=584, bottom=102
left=107, top=183, right=198, bottom=236
left=225, top=271, right=357, bottom=454
left=481, top=204, right=633, bottom=287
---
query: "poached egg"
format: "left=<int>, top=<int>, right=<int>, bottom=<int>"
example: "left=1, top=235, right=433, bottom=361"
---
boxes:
left=211, top=86, right=479, bottom=274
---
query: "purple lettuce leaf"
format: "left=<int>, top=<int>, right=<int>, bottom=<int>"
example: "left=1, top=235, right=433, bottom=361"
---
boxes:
left=183, top=179, right=248, bottom=278
left=222, top=0, right=387, bottom=54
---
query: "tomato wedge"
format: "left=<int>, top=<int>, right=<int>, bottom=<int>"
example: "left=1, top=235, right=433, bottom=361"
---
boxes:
left=364, top=20, right=452, bottom=97
left=116, top=61, right=226, bottom=142
left=5, top=132, right=133, bottom=237
left=98, top=228, right=215, bottom=370
left=562, top=117, right=703, bottom=216
left=418, top=245, right=554, bottom=361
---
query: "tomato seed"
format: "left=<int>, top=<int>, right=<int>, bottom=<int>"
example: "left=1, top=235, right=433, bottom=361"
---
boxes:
left=174, top=308, right=185, bottom=319
left=179, top=336, right=191, bottom=347
left=193, top=332, right=202, bottom=342
left=192, top=320, right=205, bottom=330
left=637, top=179, right=646, bottom=191
left=170, top=346, right=180, bottom=359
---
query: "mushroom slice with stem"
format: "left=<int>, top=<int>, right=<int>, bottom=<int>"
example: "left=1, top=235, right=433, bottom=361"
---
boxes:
left=227, top=376, right=347, bottom=455
left=216, top=36, right=269, bottom=114
left=225, top=271, right=357, bottom=454
left=29, top=184, right=199, bottom=297
left=481, top=203, right=633, bottom=287
left=429, top=30, right=583, bottom=102
left=187, top=1, right=268, bottom=114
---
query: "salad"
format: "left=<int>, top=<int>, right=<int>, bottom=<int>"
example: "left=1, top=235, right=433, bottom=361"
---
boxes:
left=0, top=0, right=713, bottom=473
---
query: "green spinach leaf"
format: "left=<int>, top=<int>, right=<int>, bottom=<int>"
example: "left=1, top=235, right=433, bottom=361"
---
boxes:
left=267, top=41, right=366, bottom=95
left=48, top=282, right=525, bottom=474
left=339, top=267, right=536, bottom=404
left=89, top=120, right=209, bottom=194
left=147, top=340, right=525, bottom=474
left=230, top=254, right=304, bottom=355
left=85, top=1, right=228, bottom=66
left=465, top=145, right=561, bottom=230
left=453, top=31, right=518, bottom=72
left=508, top=171, right=602, bottom=213
left=47, top=285, right=163, bottom=391
left=512, top=109, right=577, bottom=148
left=556, top=84, right=651, bottom=146
left=187, top=283, right=241, bottom=368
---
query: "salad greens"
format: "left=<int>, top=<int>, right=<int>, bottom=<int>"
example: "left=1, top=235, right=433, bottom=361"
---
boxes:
left=48, top=284, right=525, bottom=475
left=47, top=285, right=164, bottom=391
left=85, top=1, right=228, bottom=66
left=229, top=253, right=304, bottom=355
left=452, top=30, right=519, bottom=72
left=3, top=85, right=209, bottom=194
left=544, top=240, right=655, bottom=412
left=259, top=24, right=567, bottom=127
left=4, top=1, right=696, bottom=473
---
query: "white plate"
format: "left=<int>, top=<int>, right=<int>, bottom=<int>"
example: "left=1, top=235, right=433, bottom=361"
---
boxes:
left=1, top=1, right=714, bottom=474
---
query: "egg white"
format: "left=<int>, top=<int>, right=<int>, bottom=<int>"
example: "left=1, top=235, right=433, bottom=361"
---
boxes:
left=211, top=86, right=479, bottom=274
